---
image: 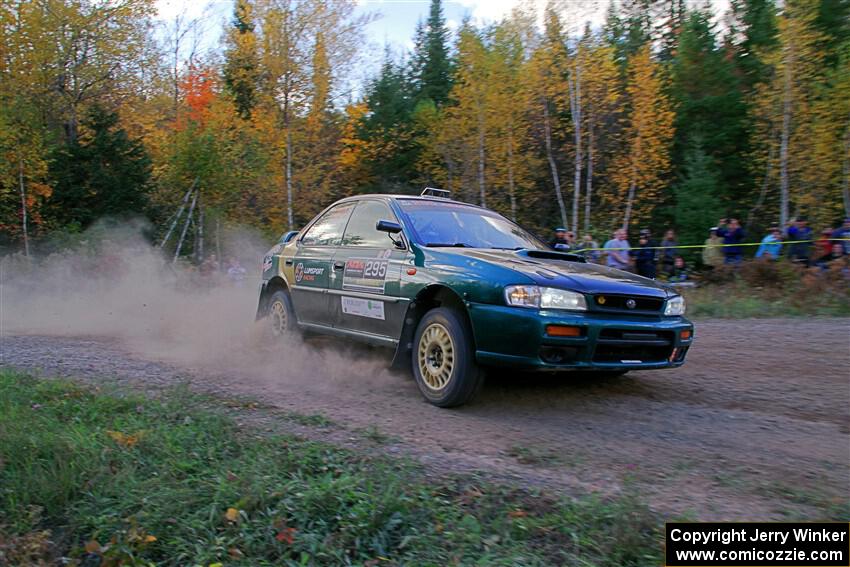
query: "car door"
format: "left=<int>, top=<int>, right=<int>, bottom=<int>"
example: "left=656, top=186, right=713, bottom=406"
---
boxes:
left=329, top=199, right=409, bottom=339
left=290, top=202, right=355, bottom=326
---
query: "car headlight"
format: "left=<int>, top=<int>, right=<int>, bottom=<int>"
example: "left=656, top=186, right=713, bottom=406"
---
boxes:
left=664, top=295, right=686, bottom=316
left=505, top=285, right=587, bottom=311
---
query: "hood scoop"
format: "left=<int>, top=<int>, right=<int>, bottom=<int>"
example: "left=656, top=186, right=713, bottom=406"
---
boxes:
left=518, top=249, right=587, bottom=263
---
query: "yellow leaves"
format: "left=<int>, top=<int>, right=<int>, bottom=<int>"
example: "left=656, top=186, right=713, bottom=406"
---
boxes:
left=105, top=430, right=145, bottom=448
left=224, top=507, right=240, bottom=523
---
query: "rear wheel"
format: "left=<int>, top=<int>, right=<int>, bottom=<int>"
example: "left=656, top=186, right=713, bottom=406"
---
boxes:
left=412, top=307, right=484, bottom=407
left=267, top=290, right=297, bottom=337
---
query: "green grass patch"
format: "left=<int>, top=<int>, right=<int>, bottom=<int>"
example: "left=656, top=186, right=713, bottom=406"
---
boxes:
left=0, top=370, right=662, bottom=566
left=684, top=283, right=850, bottom=318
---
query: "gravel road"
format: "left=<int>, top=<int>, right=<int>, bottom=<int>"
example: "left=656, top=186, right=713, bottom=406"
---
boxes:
left=2, top=318, right=848, bottom=521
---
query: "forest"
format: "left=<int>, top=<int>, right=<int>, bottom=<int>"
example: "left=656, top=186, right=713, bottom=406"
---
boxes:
left=1, top=0, right=849, bottom=256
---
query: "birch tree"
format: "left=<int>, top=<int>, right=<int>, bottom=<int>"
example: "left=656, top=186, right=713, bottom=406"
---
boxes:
left=613, top=45, right=675, bottom=231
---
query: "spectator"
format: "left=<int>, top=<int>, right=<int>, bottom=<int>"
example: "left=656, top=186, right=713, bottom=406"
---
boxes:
left=755, top=226, right=783, bottom=260
left=549, top=227, right=570, bottom=251
left=580, top=234, right=600, bottom=262
left=815, top=229, right=833, bottom=259
left=702, top=227, right=723, bottom=268
left=717, top=218, right=745, bottom=265
left=630, top=230, right=657, bottom=279
left=227, top=257, right=247, bottom=286
left=660, top=229, right=678, bottom=277
left=816, top=241, right=846, bottom=269
left=831, top=218, right=850, bottom=254
left=604, top=228, right=631, bottom=271
left=824, top=242, right=850, bottom=278
left=669, top=256, right=690, bottom=283
left=786, top=216, right=813, bottom=266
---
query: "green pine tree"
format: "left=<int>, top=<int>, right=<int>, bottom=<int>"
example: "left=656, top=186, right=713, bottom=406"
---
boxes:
left=671, top=10, right=750, bottom=206
left=411, top=0, right=453, bottom=106
left=673, top=140, right=724, bottom=247
left=48, top=107, right=152, bottom=228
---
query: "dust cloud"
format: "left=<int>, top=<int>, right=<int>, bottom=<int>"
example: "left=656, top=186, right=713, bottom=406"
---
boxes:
left=0, top=221, right=399, bottom=391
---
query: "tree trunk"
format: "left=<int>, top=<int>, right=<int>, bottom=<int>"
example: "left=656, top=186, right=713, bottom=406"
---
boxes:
left=778, top=44, right=794, bottom=228
left=622, top=158, right=638, bottom=232
left=584, top=122, right=594, bottom=234
left=569, top=61, right=582, bottom=233
left=477, top=106, right=486, bottom=207
left=285, top=125, right=294, bottom=231
left=843, top=120, right=850, bottom=217
left=543, top=100, right=568, bottom=230
left=174, top=189, right=199, bottom=263
left=507, top=130, right=517, bottom=221
left=216, top=217, right=222, bottom=268
left=19, top=158, right=29, bottom=257
left=746, top=138, right=775, bottom=231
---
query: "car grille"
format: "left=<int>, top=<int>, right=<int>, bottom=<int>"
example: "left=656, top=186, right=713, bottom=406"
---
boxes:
left=590, top=294, right=664, bottom=314
left=592, top=329, right=674, bottom=363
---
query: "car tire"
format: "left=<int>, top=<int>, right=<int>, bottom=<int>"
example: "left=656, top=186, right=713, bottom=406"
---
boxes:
left=266, top=290, right=297, bottom=337
left=411, top=307, right=484, bottom=407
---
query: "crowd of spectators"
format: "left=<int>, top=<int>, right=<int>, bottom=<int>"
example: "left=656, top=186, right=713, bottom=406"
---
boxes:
left=547, top=216, right=850, bottom=283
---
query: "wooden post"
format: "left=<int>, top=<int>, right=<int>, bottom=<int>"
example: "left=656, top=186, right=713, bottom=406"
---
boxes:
left=159, top=178, right=198, bottom=249
left=197, top=201, right=205, bottom=263
left=174, top=189, right=198, bottom=263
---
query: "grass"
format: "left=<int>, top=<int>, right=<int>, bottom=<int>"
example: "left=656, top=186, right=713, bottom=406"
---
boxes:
left=0, top=370, right=662, bottom=566
left=684, top=282, right=850, bottom=318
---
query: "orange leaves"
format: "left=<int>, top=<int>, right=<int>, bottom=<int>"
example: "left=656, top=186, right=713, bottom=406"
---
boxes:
left=224, top=507, right=240, bottom=523
left=275, top=526, right=296, bottom=544
left=273, top=518, right=297, bottom=545
left=105, top=429, right=145, bottom=448
left=179, top=67, right=218, bottom=128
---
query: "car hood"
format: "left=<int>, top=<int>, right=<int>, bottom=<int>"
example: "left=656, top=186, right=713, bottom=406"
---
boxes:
left=441, top=248, right=674, bottom=298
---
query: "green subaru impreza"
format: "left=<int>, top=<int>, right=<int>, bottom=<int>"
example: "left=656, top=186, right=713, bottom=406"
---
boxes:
left=257, top=189, right=693, bottom=407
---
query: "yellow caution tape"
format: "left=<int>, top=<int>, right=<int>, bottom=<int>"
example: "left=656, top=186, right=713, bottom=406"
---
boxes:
left=570, top=238, right=849, bottom=253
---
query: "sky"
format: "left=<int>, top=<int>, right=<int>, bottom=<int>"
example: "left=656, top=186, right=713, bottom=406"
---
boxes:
left=154, top=0, right=613, bottom=56
left=153, top=0, right=730, bottom=89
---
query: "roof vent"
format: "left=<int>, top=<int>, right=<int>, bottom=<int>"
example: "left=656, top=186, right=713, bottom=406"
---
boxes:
left=420, top=187, right=451, bottom=199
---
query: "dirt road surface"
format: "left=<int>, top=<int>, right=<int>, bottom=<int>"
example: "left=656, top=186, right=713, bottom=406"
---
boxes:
left=2, top=318, right=848, bottom=521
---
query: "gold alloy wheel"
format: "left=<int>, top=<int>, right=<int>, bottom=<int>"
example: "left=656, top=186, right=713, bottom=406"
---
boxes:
left=270, top=299, right=288, bottom=336
left=417, top=322, right=455, bottom=391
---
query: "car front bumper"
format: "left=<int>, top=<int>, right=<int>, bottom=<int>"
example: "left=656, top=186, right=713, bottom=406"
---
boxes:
left=467, top=302, right=693, bottom=371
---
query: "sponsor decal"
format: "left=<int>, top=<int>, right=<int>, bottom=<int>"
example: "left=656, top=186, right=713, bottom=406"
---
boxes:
left=342, top=258, right=388, bottom=293
left=341, top=296, right=385, bottom=320
left=378, top=249, right=392, bottom=259
left=294, top=262, right=325, bottom=283
left=262, top=256, right=273, bottom=272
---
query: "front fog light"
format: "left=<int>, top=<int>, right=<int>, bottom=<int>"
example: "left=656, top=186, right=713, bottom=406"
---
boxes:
left=664, top=295, right=686, bottom=316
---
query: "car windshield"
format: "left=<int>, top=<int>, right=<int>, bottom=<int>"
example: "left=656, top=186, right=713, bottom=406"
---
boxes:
left=396, top=199, right=547, bottom=250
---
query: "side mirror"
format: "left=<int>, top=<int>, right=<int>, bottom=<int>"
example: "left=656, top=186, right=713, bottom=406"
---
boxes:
left=278, top=230, right=299, bottom=244
left=376, top=220, right=402, bottom=234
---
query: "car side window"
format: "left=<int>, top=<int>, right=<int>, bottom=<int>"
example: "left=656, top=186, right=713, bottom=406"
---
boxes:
left=341, top=200, right=397, bottom=247
left=300, top=203, right=356, bottom=246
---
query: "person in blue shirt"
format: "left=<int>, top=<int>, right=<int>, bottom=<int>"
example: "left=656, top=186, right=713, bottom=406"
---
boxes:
left=717, top=218, right=745, bottom=265
left=756, top=227, right=783, bottom=260
left=831, top=218, right=850, bottom=255
left=786, top=216, right=813, bottom=266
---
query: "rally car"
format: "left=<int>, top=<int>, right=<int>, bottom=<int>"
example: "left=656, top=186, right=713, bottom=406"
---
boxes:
left=257, top=188, right=693, bottom=407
